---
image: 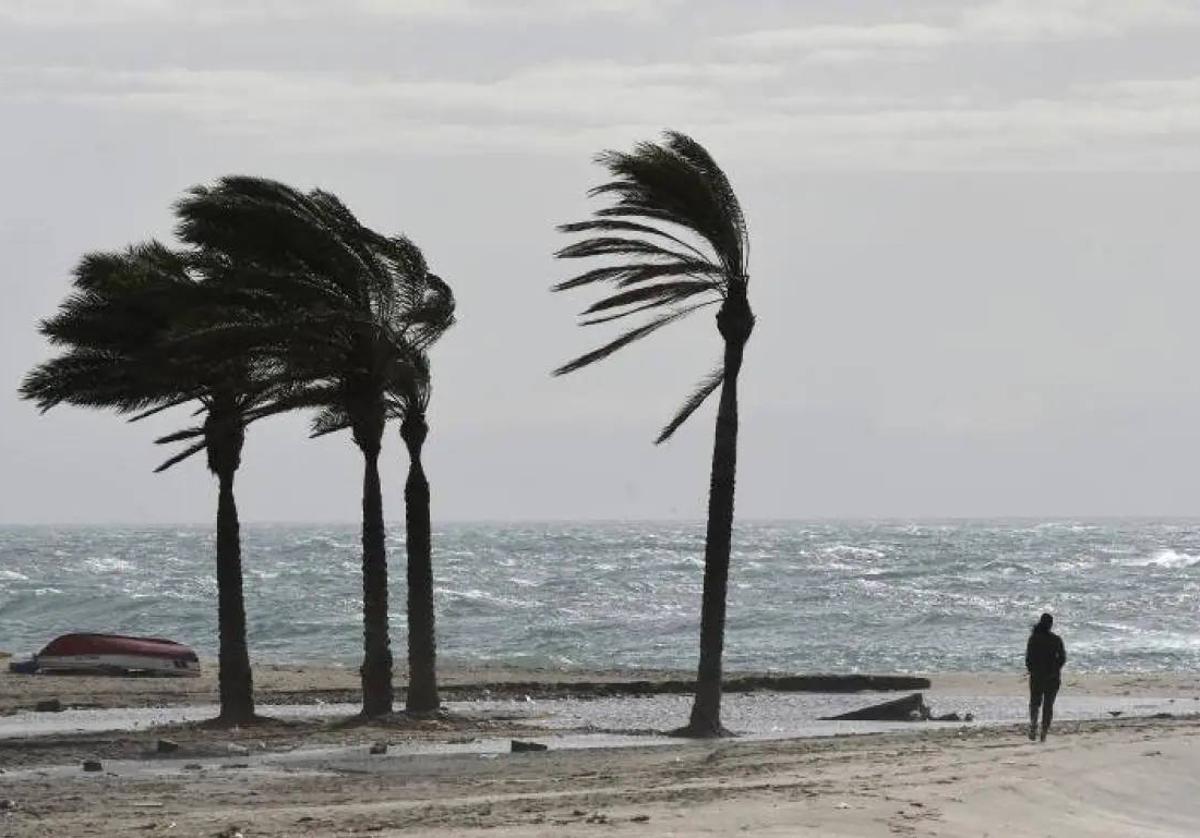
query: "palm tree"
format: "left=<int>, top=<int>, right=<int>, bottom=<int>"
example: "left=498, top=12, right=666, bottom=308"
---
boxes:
left=175, top=178, right=455, bottom=717
left=20, top=242, right=278, bottom=725
left=395, top=352, right=445, bottom=713
left=553, top=131, right=753, bottom=737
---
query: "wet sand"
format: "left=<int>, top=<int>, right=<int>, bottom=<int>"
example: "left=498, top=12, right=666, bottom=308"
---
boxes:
left=2, top=715, right=1198, bottom=837
left=1, top=667, right=1198, bottom=836
left=0, top=662, right=714, bottom=714
left=0, top=663, right=933, bottom=714
left=4, top=663, right=1194, bottom=715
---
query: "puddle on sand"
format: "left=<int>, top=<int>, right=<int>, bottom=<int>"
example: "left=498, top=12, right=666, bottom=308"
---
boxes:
left=0, top=690, right=1184, bottom=743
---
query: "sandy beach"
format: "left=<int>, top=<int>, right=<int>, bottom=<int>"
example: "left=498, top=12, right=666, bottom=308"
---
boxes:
left=1, top=667, right=1197, bottom=837
left=4, top=662, right=1194, bottom=714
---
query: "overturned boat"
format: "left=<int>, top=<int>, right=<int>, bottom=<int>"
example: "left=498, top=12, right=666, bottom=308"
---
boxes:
left=7, top=633, right=201, bottom=677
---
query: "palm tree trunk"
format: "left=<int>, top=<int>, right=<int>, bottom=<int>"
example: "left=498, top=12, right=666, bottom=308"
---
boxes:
left=680, top=295, right=754, bottom=737
left=212, top=447, right=255, bottom=724
left=360, top=444, right=395, bottom=717
left=401, top=412, right=439, bottom=713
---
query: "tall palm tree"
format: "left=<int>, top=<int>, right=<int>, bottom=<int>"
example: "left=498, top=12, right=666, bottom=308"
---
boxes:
left=394, top=352, right=443, bottom=713
left=20, top=242, right=278, bottom=725
left=175, top=178, right=455, bottom=717
left=553, top=131, right=753, bottom=737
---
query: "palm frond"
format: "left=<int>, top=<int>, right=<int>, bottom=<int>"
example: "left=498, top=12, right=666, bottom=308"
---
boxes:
left=557, top=218, right=711, bottom=261
left=553, top=303, right=710, bottom=376
left=655, top=365, right=725, bottom=444
left=587, top=141, right=746, bottom=279
left=553, top=260, right=719, bottom=292
left=155, top=426, right=206, bottom=445
left=245, top=382, right=343, bottom=422
left=580, top=297, right=717, bottom=327
left=20, top=350, right=178, bottom=415
left=153, top=439, right=208, bottom=473
left=555, top=236, right=715, bottom=266
left=661, top=130, right=747, bottom=274
left=581, top=280, right=717, bottom=318
left=385, top=349, right=432, bottom=417
left=310, top=405, right=352, bottom=438
left=128, top=394, right=201, bottom=422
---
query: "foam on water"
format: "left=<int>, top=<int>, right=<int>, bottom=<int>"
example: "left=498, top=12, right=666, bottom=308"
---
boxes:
left=1, top=521, right=1198, bottom=672
left=1124, top=549, right=1200, bottom=569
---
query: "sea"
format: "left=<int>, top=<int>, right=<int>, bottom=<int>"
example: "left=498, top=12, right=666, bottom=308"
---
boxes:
left=1, top=521, right=1197, bottom=674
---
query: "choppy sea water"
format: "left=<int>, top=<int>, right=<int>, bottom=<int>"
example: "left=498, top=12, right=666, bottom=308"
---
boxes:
left=0, top=521, right=1197, bottom=673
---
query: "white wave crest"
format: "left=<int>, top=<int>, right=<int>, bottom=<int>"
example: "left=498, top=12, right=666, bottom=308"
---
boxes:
left=821, top=544, right=885, bottom=559
left=1124, top=549, right=1200, bottom=569
left=82, top=556, right=134, bottom=573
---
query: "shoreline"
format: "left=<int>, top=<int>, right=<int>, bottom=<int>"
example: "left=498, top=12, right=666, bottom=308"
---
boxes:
left=4, top=663, right=1198, bottom=715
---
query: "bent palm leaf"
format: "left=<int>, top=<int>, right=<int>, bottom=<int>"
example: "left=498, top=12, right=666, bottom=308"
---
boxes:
left=554, top=130, right=749, bottom=443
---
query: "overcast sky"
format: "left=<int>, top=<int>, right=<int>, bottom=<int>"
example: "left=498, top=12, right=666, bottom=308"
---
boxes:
left=2, top=0, right=1199, bottom=524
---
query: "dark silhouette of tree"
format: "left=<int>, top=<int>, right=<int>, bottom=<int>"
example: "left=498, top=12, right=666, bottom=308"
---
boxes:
left=393, top=353, right=444, bottom=713
left=175, top=178, right=454, bottom=717
left=553, top=131, right=753, bottom=737
left=20, top=243, right=279, bottom=725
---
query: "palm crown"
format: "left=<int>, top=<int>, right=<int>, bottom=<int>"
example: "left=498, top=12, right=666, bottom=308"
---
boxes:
left=554, top=130, right=749, bottom=442
left=20, top=241, right=280, bottom=472
left=174, top=177, right=455, bottom=446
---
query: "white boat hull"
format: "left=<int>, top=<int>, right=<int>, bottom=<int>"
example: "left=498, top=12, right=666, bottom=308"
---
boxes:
left=36, top=653, right=201, bottom=677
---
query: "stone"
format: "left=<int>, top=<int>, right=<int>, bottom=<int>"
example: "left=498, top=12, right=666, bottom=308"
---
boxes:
left=156, top=739, right=180, bottom=754
left=511, top=740, right=548, bottom=753
left=82, top=760, right=102, bottom=772
left=34, top=699, right=63, bottom=713
left=226, top=743, right=250, bottom=756
left=369, top=742, right=388, bottom=755
left=821, top=693, right=931, bottom=722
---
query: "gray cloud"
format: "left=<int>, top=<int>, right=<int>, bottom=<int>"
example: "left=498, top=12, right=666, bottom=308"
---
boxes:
left=722, top=0, right=1200, bottom=57
left=2, top=0, right=1199, bottom=523
left=4, top=61, right=1197, bottom=169
left=2, top=1, right=1199, bottom=169
left=0, top=0, right=683, bottom=25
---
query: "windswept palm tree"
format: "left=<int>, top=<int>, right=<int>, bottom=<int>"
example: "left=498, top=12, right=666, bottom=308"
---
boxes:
left=553, top=131, right=754, bottom=737
left=175, top=178, right=455, bottom=717
left=20, top=242, right=279, bottom=725
left=394, top=352, right=449, bottom=713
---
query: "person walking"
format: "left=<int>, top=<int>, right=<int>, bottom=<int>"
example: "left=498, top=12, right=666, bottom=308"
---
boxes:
left=1026, top=612, right=1067, bottom=742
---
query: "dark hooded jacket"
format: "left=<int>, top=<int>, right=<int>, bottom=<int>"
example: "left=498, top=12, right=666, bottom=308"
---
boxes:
left=1026, top=628, right=1066, bottom=682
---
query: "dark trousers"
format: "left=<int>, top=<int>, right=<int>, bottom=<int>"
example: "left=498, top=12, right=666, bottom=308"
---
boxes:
left=1030, top=676, right=1060, bottom=728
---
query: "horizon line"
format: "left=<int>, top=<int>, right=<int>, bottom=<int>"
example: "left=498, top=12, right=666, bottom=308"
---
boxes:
left=5, top=514, right=1200, bottom=528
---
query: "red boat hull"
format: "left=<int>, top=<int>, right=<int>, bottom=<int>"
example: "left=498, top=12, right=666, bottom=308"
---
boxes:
left=31, top=633, right=201, bottom=677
